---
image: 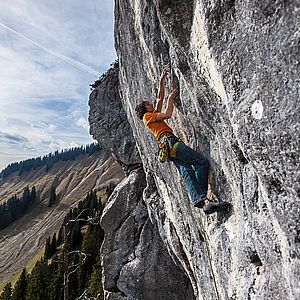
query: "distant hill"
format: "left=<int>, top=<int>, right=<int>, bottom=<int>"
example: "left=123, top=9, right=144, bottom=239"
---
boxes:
left=0, top=146, right=124, bottom=290
left=1, top=143, right=101, bottom=179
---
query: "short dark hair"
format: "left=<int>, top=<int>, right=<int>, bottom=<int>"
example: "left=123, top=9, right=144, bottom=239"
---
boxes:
left=135, top=101, right=148, bottom=120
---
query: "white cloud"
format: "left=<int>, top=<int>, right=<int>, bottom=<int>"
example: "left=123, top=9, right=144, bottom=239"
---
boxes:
left=0, top=0, right=115, bottom=171
left=0, top=0, right=116, bottom=68
left=76, top=117, right=89, bottom=130
left=0, top=22, right=101, bottom=76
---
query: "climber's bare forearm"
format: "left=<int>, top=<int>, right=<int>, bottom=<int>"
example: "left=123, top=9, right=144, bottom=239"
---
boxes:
left=155, top=89, right=177, bottom=121
left=165, top=91, right=176, bottom=117
left=157, top=78, right=165, bottom=101
left=155, top=97, right=163, bottom=113
left=155, top=68, right=169, bottom=112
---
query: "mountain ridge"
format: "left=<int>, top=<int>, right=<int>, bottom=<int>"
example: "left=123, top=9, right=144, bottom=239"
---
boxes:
left=0, top=148, right=124, bottom=290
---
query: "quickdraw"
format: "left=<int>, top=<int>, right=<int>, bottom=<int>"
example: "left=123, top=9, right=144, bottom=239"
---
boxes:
left=157, top=133, right=182, bottom=163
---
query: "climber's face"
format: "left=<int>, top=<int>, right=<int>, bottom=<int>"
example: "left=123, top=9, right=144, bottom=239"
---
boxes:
left=144, top=101, right=154, bottom=112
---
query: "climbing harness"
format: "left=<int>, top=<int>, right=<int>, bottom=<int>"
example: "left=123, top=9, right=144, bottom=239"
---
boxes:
left=157, top=133, right=182, bottom=163
left=198, top=212, right=221, bottom=300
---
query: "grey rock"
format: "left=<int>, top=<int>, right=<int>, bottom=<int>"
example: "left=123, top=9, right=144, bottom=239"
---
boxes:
left=89, top=64, right=141, bottom=174
left=89, top=62, right=194, bottom=299
left=113, top=0, right=299, bottom=299
left=90, top=1, right=300, bottom=299
left=100, top=168, right=194, bottom=300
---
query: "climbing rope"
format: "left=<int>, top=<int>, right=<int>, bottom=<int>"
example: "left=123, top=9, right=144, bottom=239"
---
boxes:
left=198, top=212, right=221, bottom=300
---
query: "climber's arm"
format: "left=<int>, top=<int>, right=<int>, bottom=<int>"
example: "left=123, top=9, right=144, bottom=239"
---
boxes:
left=155, top=89, right=178, bottom=121
left=155, top=68, right=169, bottom=112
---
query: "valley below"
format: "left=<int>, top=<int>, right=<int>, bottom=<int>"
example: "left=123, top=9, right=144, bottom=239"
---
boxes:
left=0, top=150, right=124, bottom=290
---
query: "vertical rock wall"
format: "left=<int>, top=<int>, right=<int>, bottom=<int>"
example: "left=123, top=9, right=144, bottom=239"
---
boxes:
left=100, top=168, right=194, bottom=300
left=89, top=65, right=195, bottom=299
left=113, top=0, right=300, bottom=299
left=90, top=1, right=299, bottom=299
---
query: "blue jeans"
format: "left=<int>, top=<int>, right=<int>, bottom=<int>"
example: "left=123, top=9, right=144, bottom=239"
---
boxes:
left=169, top=142, right=209, bottom=206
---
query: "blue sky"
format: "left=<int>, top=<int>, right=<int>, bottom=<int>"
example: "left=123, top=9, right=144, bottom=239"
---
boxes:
left=0, top=0, right=116, bottom=171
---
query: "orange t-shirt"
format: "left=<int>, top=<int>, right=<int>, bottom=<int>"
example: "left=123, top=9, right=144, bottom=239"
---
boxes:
left=143, top=111, right=173, bottom=140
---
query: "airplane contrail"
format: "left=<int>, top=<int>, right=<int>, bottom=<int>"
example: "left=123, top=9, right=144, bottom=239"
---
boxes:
left=0, top=22, right=101, bottom=76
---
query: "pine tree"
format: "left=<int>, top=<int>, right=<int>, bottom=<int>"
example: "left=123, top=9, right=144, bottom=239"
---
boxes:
left=48, top=186, right=56, bottom=207
left=89, top=191, right=98, bottom=216
left=106, top=182, right=115, bottom=198
left=18, top=164, right=24, bottom=176
left=45, top=162, right=52, bottom=172
left=48, top=264, right=63, bottom=300
left=7, top=188, right=107, bottom=300
left=0, top=204, right=5, bottom=229
left=77, top=264, right=88, bottom=297
left=30, top=186, right=37, bottom=202
left=25, top=260, right=50, bottom=300
left=80, top=224, right=104, bottom=281
left=57, top=227, right=64, bottom=246
left=68, top=222, right=82, bottom=251
left=0, top=282, right=12, bottom=300
left=22, top=186, right=30, bottom=202
left=44, top=236, right=51, bottom=259
left=67, top=271, right=79, bottom=300
left=50, top=233, right=57, bottom=256
left=88, top=263, right=103, bottom=299
left=12, top=269, right=28, bottom=300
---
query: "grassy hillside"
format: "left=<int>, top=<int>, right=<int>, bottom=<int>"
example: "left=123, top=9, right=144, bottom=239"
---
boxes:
left=0, top=150, right=124, bottom=289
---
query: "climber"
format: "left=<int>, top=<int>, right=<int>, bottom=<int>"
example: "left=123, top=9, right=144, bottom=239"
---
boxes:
left=135, top=68, right=230, bottom=214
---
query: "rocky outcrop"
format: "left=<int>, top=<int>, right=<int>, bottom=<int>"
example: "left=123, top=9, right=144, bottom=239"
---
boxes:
left=89, top=64, right=141, bottom=174
left=89, top=1, right=299, bottom=299
left=101, top=168, right=194, bottom=300
left=89, top=62, right=194, bottom=298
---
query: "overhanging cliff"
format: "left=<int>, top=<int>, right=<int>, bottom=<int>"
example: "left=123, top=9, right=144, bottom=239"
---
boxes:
left=89, top=1, right=299, bottom=299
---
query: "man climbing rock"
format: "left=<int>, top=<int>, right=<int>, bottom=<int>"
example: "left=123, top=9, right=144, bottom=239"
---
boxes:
left=135, top=68, right=230, bottom=214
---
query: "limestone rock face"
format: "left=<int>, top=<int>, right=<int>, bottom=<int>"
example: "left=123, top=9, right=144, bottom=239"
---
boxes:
left=90, top=1, right=299, bottom=299
left=101, top=168, right=194, bottom=300
left=89, top=65, right=141, bottom=173
left=89, top=57, right=194, bottom=299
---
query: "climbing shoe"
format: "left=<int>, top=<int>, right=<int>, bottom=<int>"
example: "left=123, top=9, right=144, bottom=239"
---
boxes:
left=202, top=201, right=231, bottom=215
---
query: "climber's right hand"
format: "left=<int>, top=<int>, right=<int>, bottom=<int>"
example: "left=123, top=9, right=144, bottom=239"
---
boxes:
left=160, top=68, right=169, bottom=80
